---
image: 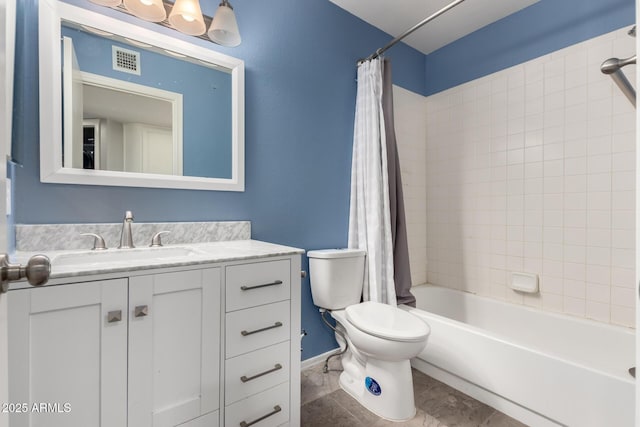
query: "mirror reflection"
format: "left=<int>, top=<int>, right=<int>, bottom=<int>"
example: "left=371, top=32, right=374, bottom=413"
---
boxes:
left=61, top=22, right=233, bottom=179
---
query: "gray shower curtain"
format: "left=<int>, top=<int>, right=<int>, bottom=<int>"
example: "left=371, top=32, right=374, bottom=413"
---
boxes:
left=382, top=59, right=416, bottom=307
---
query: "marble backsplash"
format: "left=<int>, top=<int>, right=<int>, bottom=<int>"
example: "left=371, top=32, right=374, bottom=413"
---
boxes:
left=16, top=221, right=251, bottom=252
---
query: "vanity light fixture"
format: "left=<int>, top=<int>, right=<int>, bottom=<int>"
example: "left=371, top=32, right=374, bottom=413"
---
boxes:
left=87, top=0, right=242, bottom=46
left=122, top=0, right=166, bottom=22
left=169, top=0, right=206, bottom=36
left=207, top=0, right=241, bottom=47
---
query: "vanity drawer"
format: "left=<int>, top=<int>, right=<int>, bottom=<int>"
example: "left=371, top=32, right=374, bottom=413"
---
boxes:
left=226, top=300, right=290, bottom=358
left=225, top=382, right=289, bottom=427
left=225, top=341, right=290, bottom=405
left=226, top=260, right=291, bottom=312
left=176, top=410, right=219, bottom=427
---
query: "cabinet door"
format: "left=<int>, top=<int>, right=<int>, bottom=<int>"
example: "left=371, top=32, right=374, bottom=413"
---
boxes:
left=8, top=279, right=128, bottom=427
left=128, top=268, right=220, bottom=427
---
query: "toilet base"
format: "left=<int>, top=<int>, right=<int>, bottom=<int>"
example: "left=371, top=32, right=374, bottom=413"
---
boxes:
left=339, top=348, right=416, bottom=422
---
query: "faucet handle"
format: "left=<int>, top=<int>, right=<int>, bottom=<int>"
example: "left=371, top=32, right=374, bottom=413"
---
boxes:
left=81, top=233, right=108, bottom=250
left=150, top=231, right=170, bottom=247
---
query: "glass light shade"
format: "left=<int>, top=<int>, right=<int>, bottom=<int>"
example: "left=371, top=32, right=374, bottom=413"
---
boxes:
left=169, top=0, right=206, bottom=36
left=123, top=0, right=167, bottom=22
left=207, top=2, right=241, bottom=47
left=89, top=0, right=122, bottom=6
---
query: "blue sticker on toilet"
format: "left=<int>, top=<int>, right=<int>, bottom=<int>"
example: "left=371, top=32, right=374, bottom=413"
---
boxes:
left=365, top=377, right=381, bottom=396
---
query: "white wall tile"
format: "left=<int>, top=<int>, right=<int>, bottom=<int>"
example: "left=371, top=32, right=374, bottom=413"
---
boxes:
left=564, top=138, right=588, bottom=158
left=564, top=279, right=586, bottom=298
left=611, top=305, right=634, bottom=327
left=423, top=27, right=635, bottom=328
left=587, top=228, right=612, bottom=248
left=587, top=279, right=611, bottom=300
left=565, top=157, right=587, bottom=175
left=611, top=267, right=635, bottom=288
left=586, top=300, right=610, bottom=322
left=393, top=85, right=428, bottom=286
left=563, top=296, right=586, bottom=317
left=542, top=292, right=564, bottom=312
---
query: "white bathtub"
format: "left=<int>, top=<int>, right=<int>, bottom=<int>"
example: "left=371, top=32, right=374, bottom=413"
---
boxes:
left=402, top=284, right=635, bottom=427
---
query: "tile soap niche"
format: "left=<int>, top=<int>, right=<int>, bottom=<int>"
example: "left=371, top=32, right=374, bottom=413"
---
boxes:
left=510, top=272, right=539, bottom=293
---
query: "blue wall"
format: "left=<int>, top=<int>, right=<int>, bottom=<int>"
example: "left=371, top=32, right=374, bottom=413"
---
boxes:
left=62, top=25, right=233, bottom=178
left=425, top=0, right=635, bottom=95
left=12, top=0, right=425, bottom=360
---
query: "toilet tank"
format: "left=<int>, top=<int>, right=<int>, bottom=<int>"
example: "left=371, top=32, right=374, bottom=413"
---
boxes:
left=307, top=249, right=366, bottom=310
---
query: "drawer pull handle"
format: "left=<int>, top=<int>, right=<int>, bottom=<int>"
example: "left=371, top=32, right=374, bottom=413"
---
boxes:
left=241, top=280, right=283, bottom=291
left=239, top=405, right=282, bottom=427
left=107, top=310, right=122, bottom=323
left=240, top=363, right=283, bottom=383
left=241, top=322, right=283, bottom=336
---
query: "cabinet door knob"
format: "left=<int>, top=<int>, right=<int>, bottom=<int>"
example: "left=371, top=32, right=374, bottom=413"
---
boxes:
left=134, top=305, right=149, bottom=317
left=107, top=310, right=122, bottom=323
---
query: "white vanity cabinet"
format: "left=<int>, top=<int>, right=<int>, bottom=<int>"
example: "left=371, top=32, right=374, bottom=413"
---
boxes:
left=224, top=259, right=296, bottom=427
left=8, top=279, right=129, bottom=427
left=127, top=268, right=221, bottom=427
left=7, top=249, right=301, bottom=427
left=8, top=269, right=221, bottom=427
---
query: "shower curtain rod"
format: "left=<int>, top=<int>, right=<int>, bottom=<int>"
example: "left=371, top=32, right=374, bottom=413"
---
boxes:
left=359, top=0, right=467, bottom=63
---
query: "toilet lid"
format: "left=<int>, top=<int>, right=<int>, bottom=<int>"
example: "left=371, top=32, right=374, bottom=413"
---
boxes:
left=345, top=301, right=430, bottom=342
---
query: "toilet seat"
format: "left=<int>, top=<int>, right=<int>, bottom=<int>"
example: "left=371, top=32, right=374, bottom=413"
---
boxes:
left=345, top=301, right=430, bottom=342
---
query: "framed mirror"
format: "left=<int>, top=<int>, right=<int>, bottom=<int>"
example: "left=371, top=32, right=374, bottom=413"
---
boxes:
left=39, top=0, right=244, bottom=191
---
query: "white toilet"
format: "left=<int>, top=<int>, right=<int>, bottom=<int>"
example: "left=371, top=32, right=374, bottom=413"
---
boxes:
left=307, top=249, right=430, bottom=422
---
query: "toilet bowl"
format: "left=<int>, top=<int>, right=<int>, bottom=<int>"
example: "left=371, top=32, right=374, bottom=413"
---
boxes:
left=330, top=302, right=429, bottom=421
left=307, top=249, right=430, bottom=421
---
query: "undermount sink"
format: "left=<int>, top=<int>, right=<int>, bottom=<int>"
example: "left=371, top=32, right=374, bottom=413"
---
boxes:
left=53, top=246, right=203, bottom=267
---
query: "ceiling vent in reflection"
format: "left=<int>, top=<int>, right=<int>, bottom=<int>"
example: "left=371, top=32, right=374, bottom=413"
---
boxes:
left=112, top=46, right=141, bottom=75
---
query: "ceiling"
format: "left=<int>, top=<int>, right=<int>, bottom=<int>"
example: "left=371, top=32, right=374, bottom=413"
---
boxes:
left=329, top=0, right=540, bottom=55
left=83, top=85, right=173, bottom=128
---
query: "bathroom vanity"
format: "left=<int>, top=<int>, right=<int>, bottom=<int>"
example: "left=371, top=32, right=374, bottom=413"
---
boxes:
left=6, top=239, right=303, bottom=427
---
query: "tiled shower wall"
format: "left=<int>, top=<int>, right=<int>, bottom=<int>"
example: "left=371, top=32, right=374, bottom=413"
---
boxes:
left=425, top=27, right=636, bottom=327
left=394, top=85, right=429, bottom=287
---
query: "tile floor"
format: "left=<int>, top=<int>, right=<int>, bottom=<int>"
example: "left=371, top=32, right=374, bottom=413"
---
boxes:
left=300, top=357, right=528, bottom=427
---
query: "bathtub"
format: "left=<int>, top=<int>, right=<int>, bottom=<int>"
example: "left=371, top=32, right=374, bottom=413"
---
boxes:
left=402, top=284, right=635, bottom=427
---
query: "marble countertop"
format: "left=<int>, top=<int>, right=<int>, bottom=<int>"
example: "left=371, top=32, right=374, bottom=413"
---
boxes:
left=14, top=239, right=305, bottom=282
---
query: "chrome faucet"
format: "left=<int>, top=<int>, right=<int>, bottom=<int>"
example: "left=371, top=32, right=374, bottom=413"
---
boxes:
left=118, top=211, right=135, bottom=249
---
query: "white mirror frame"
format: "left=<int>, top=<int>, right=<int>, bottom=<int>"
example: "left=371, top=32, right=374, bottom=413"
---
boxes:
left=39, top=0, right=245, bottom=191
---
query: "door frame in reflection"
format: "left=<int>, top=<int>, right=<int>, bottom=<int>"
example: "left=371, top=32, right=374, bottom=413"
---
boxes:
left=63, top=67, right=183, bottom=175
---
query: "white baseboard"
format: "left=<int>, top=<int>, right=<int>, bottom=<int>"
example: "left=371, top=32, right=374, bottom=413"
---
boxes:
left=301, top=348, right=340, bottom=370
